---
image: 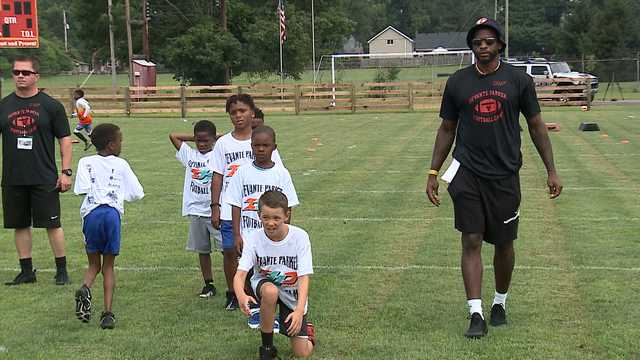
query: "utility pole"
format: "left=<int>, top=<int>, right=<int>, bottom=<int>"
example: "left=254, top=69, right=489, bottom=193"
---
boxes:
left=220, top=0, right=229, bottom=84
left=494, top=0, right=497, bottom=20
left=505, top=0, right=509, bottom=58
left=107, top=0, right=118, bottom=90
left=125, top=0, right=134, bottom=86
left=636, top=51, right=639, bottom=91
left=311, top=0, right=316, bottom=84
left=142, top=0, right=150, bottom=60
left=63, top=10, right=69, bottom=52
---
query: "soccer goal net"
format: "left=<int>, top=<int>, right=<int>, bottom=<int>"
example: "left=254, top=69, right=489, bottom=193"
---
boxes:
left=312, top=50, right=474, bottom=85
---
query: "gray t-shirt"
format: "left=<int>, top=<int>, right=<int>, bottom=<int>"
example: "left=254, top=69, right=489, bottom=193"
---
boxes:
left=238, top=225, right=313, bottom=312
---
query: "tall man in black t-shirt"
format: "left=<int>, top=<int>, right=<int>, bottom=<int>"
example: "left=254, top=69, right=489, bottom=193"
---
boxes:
left=425, top=18, right=562, bottom=338
left=1, top=56, right=73, bottom=285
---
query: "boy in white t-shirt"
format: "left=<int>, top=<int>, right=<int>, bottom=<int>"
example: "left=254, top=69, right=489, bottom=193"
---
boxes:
left=170, top=120, right=222, bottom=298
left=73, top=123, right=144, bottom=329
left=224, top=125, right=298, bottom=253
left=234, top=190, right=315, bottom=359
left=211, top=94, right=282, bottom=311
left=224, top=125, right=299, bottom=329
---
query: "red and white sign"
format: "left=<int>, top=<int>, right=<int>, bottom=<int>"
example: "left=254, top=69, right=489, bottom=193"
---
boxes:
left=0, top=0, right=39, bottom=48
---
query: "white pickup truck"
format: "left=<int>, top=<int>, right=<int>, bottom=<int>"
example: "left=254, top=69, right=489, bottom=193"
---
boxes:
left=507, top=59, right=599, bottom=100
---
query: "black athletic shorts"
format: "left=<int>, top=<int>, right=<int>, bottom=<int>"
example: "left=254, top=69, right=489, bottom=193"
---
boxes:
left=2, top=185, right=62, bottom=229
left=256, top=279, right=310, bottom=338
left=447, top=165, right=520, bottom=245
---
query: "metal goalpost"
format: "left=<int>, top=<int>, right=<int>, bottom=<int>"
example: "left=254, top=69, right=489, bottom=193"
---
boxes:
left=320, top=50, right=474, bottom=105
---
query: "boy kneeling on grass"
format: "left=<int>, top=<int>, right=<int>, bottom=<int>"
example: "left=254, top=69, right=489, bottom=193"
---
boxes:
left=73, top=123, right=145, bottom=329
left=234, top=190, right=315, bottom=359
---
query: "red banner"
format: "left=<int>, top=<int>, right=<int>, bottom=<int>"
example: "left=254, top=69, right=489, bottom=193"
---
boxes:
left=0, top=0, right=39, bottom=48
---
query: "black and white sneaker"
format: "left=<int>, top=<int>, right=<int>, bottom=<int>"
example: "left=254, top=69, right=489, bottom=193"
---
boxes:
left=225, top=291, right=239, bottom=311
left=464, top=313, right=488, bottom=339
left=84, top=142, right=92, bottom=151
left=54, top=270, right=71, bottom=285
left=100, top=311, right=116, bottom=329
left=490, top=304, right=507, bottom=326
left=259, top=345, right=280, bottom=360
left=5, top=270, right=37, bottom=286
left=75, top=285, right=92, bottom=322
left=199, top=283, right=217, bottom=298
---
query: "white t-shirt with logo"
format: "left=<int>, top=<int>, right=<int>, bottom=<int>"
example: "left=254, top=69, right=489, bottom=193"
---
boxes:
left=212, top=133, right=282, bottom=220
left=223, top=162, right=299, bottom=235
left=176, top=142, right=215, bottom=217
left=238, top=225, right=313, bottom=311
left=74, top=155, right=145, bottom=218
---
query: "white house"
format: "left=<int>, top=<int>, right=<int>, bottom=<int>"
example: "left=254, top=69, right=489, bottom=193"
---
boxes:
left=367, top=26, right=414, bottom=58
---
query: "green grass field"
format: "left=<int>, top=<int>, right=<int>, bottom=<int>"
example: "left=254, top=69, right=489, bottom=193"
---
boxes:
left=0, top=106, right=639, bottom=359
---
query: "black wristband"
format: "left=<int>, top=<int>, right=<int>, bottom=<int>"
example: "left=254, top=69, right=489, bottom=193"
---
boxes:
left=210, top=203, right=221, bottom=208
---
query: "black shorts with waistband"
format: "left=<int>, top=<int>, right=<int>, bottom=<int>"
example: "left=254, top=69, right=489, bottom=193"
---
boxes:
left=2, top=184, right=62, bottom=229
left=447, top=165, right=520, bottom=245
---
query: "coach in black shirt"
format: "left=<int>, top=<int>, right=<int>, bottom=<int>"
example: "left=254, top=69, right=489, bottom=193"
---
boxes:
left=425, top=18, right=562, bottom=338
left=0, top=56, right=73, bottom=286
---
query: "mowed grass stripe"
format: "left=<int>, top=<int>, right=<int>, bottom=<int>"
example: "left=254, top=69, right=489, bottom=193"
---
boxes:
left=0, top=110, right=638, bottom=359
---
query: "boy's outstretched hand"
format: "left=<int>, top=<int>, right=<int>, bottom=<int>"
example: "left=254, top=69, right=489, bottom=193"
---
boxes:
left=238, top=293, right=257, bottom=316
left=285, top=309, right=304, bottom=336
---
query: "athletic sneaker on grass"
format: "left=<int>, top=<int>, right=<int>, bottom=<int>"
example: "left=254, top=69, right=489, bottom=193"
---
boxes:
left=199, top=283, right=217, bottom=298
left=464, top=313, right=488, bottom=339
left=55, top=269, right=71, bottom=285
left=259, top=344, right=279, bottom=360
left=225, top=291, right=239, bottom=311
left=100, top=311, right=116, bottom=329
left=74, top=285, right=92, bottom=322
left=490, top=303, right=507, bottom=326
left=4, top=270, right=36, bottom=286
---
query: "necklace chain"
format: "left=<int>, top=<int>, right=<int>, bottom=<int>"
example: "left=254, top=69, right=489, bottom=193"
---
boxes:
left=476, top=61, right=501, bottom=76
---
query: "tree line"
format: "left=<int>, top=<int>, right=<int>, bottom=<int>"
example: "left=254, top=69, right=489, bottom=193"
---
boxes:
left=1, top=0, right=638, bottom=84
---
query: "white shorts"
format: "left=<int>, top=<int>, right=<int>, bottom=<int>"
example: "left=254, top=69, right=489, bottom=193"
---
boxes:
left=186, top=215, right=222, bottom=254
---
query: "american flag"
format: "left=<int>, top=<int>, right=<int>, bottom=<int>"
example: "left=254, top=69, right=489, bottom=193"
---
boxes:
left=278, top=0, right=286, bottom=45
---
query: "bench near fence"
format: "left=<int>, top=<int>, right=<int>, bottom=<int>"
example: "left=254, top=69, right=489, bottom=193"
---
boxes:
left=41, top=78, right=592, bottom=117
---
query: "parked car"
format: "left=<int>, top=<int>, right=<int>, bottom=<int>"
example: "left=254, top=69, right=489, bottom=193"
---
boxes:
left=506, top=59, right=599, bottom=100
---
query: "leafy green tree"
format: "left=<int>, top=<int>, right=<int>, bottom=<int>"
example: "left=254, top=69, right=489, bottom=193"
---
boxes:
left=162, top=24, right=242, bottom=85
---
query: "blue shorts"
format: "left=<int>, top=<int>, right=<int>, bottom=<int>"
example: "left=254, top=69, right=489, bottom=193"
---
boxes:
left=82, top=205, right=121, bottom=255
left=220, top=220, right=235, bottom=250
left=74, top=123, right=93, bottom=133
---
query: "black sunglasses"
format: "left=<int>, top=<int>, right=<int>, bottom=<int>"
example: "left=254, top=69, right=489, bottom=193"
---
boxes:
left=472, top=37, right=498, bottom=47
left=12, top=69, right=38, bottom=76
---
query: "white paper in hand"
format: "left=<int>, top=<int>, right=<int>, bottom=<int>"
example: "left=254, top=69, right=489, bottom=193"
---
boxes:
left=441, top=158, right=460, bottom=184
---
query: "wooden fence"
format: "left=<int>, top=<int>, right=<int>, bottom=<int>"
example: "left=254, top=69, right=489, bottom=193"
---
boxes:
left=40, top=78, right=592, bottom=117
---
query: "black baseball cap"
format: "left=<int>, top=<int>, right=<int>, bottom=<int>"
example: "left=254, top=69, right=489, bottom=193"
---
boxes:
left=466, top=17, right=506, bottom=52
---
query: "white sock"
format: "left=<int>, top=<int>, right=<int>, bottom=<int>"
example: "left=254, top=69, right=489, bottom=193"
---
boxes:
left=492, top=291, right=508, bottom=308
left=467, top=299, right=483, bottom=319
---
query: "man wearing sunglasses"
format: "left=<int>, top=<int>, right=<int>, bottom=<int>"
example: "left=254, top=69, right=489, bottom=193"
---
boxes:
left=425, top=18, right=562, bottom=338
left=0, top=56, right=73, bottom=286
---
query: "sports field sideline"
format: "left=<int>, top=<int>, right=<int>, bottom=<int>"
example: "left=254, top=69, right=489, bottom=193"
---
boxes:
left=0, top=106, right=638, bottom=359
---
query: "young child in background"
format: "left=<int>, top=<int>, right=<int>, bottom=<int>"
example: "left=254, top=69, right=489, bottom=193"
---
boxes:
left=73, top=123, right=144, bottom=329
left=72, top=89, right=94, bottom=151
left=224, top=125, right=299, bottom=330
left=211, top=94, right=282, bottom=310
left=170, top=120, right=222, bottom=298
